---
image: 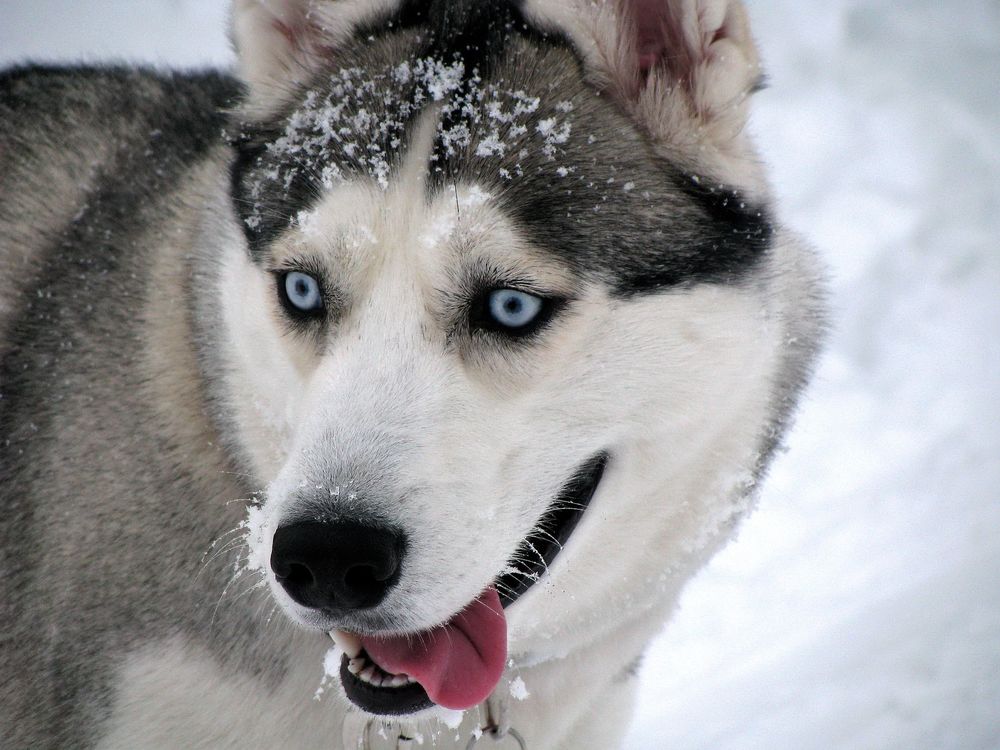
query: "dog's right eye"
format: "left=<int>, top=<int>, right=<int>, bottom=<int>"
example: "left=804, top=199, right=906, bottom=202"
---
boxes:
left=488, top=289, right=542, bottom=329
left=277, top=271, right=324, bottom=317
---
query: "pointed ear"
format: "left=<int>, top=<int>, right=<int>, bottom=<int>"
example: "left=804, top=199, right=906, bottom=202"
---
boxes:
left=231, top=0, right=320, bottom=101
left=621, top=0, right=761, bottom=112
left=525, top=0, right=764, bottom=177
left=230, top=0, right=392, bottom=110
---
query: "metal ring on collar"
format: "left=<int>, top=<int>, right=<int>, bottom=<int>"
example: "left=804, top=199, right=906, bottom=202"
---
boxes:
left=465, top=727, right=527, bottom=750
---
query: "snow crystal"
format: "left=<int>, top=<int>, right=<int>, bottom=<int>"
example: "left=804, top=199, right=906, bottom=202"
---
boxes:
left=419, top=185, right=492, bottom=248
left=391, top=61, right=412, bottom=84
left=295, top=208, right=321, bottom=237
left=535, top=118, right=557, bottom=136
left=509, top=676, right=530, bottom=701
left=242, top=504, right=268, bottom=574
left=512, top=92, right=540, bottom=115
left=313, top=646, right=341, bottom=701
left=438, top=709, right=464, bottom=730
left=461, top=185, right=490, bottom=208
left=424, top=59, right=464, bottom=101
left=475, top=133, right=506, bottom=157
left=535, top=117, right=571, bottom=158
left=419, top=212, right=457, bottom=250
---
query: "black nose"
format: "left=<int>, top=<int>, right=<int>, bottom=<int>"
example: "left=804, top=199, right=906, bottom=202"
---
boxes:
left=270, top=521, right=405, bottom=612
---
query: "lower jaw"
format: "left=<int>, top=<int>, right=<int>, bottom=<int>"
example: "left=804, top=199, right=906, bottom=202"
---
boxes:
left=339, top=651, right=433, bottom=715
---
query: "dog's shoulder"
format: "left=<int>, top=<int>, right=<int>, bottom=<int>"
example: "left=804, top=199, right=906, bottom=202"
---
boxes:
left=0, top=64, right=241, bottom=353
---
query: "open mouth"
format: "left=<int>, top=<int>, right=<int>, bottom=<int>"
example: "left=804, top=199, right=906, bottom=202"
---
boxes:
left=495, top=452, right=609, bottom=607
left=333, top=453, right=609, bottom=716
left=336, top=636, right=437, bottom=716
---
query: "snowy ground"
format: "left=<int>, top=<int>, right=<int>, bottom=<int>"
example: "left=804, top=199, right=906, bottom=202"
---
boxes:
left=3, top=1, right=998, bottom=748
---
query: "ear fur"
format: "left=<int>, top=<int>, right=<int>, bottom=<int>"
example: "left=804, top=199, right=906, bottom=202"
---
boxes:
left=523, top=0, right=765, bottom=189
left=230, top=0, right=397, bottom=112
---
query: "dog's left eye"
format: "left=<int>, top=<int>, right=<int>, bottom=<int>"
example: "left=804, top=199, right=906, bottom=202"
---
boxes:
left=278, top=271, right=324, bottom=315
left=472, top=288, right=557, bottom=337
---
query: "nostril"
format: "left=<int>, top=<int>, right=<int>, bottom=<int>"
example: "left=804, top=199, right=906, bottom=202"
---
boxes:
left=284, top=562, right=315, bottom=588
left=343, top=563, right=382, bottom=599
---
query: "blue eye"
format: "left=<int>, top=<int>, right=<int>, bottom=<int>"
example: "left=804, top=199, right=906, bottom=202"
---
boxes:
left=488, top=289, right=543, bottom=329
left=282, top=271, right=323, bottom=313
left=471, top=287, right=561, bottom=339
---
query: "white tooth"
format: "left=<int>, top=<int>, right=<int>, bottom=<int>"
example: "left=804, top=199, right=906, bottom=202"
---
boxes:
left=389, top=674, right=410, bottom=688
left=328, top=629, right=363, bottom=658
left=347, top=658, right=365, bottom=675
left=359, top=665, right=376, bottom=683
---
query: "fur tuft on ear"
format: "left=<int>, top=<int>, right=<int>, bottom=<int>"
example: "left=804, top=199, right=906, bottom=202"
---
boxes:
left=621, top=0, right=760, bottom=116
left=523, top=0, right=765, bottom=190
left=230, top=0, right=397, bottom=113
left=231, top=0, right=320, bottom=102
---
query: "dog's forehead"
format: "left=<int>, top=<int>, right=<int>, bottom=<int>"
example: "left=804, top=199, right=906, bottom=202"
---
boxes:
left=232, top=2, right=773, bottom=295
left=271, top=177, right=579, bottom=305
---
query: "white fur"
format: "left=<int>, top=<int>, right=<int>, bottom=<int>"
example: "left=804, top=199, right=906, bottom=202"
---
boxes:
left=211, top=113, right=786, bottom=748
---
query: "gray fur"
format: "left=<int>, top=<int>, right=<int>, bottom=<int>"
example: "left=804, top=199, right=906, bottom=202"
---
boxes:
left=0, top=7, right=826, bottom=746
left=0, top=67, right=291, bottom=748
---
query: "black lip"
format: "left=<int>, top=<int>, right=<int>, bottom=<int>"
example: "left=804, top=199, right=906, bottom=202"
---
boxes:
left=496, top=452, right=609, bottom=608
left=339, top=653, right=434, bottom=715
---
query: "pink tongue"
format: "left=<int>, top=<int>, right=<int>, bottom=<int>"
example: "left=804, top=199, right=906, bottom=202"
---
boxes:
left=361, top=587, right=507, bottom=711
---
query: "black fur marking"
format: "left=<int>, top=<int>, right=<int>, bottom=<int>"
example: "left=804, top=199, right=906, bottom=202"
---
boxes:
left=361, top=0, right=571, bottom=80
left=380, top=1, right=576, bottom=175
left=497, top=161, right=772, bottom=297
left=374, top=0, right=522, bottom=77
left=608, top=173, right=774, bottom=295
left=229, top=119, right=324, bottom=258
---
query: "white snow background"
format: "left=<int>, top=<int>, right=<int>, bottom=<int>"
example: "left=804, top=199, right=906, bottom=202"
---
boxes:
left=2, top=1, right=998, bottom=748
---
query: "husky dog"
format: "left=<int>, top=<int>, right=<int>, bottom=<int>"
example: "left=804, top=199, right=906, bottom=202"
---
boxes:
left=0, top=0, right=824, bottom=747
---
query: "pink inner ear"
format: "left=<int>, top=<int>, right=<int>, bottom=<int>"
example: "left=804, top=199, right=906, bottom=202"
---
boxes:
left=636, top=41, right=665, bottom=74
left=626, top=0, right=670, bottom=73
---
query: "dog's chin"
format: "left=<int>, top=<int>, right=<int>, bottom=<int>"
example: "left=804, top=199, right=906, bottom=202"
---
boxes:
left=272, top=452, right=610, bottom=718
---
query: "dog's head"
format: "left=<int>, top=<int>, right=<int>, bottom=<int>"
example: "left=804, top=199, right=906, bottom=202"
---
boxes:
left=218, top=0, right=799, bottom=718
